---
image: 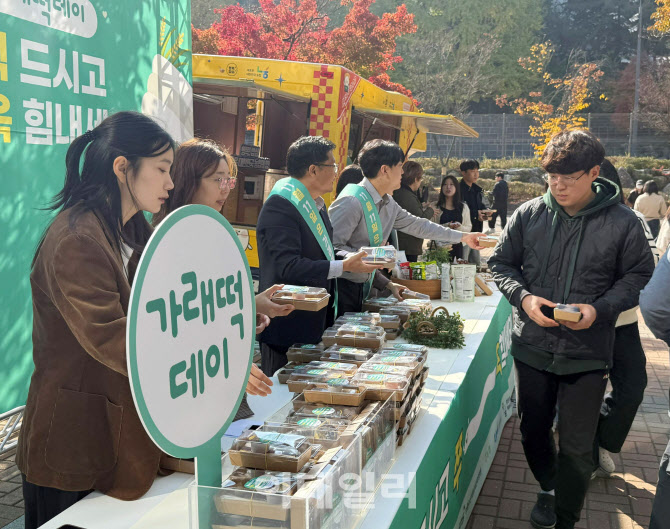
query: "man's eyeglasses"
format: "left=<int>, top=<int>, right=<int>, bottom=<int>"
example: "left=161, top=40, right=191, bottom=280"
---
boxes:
left=216, top=177, right=237, bottom=190
left=543, top=171, right=587, bottom=187
left=315, top=163, right=339, bottom=173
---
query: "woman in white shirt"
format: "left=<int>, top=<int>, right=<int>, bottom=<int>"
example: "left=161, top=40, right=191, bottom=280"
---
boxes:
left=634, top=180, right=666, bottom=238
left=656, top=206, right=670, bottom=255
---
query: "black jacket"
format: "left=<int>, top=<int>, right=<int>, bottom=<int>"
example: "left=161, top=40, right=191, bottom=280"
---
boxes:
left=257, top=194, right=337, bottom=350
left=489, top=178, right=654, bottom=374
left=492, top=180, right=509, bottom=210
left=393, top=184, right=434, bottom=256
left=460, top=179, right=485, bottom=232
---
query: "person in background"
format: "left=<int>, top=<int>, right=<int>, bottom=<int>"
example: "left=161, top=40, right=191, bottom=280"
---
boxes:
left=459, top=159, right=486, bottom=265
left=627, top=179, right=644, bottom=208
left=489, top=130, right=654, bottom=529
left=330, top=139, right=484, bottom=314
left=656, top=206, right=670, bottom=255
left=639, top=251, right=670, bottom=529
left=489, top=171, right=509, bottom=232
left=592, top=159, right=659, bottom=477
left=256, top=136, right=382, bottom=376
left=393, top=161, right=435, bottom=262
left=335, top=164, right=366, bottom=198
left=153, top=138, right=290, bottom=415
left=435, top=173, right=472, bottom=260
left=634, top=180, right=667, bottom=238
left=17, top=113, right=269, bottom=527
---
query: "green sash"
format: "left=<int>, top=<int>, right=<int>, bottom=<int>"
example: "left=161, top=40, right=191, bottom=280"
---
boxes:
left=269, top=177, right=335, bottom=260
left=268, top=177, right=337, bottom=313
left=339, top=183, right=384, bottom=299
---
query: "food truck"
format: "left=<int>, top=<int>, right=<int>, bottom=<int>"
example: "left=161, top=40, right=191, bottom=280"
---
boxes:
left=191, top=54, right=479, bottom=270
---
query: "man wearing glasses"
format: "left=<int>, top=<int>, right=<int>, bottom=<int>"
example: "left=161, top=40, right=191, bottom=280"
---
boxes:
left=256, top=136, right=381, bottom=376
left=489, top=129, right=654, bottom=529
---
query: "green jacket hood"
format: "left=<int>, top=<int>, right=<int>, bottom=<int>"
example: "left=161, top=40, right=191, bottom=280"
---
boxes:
left=543, top=177, right=620, bottom=219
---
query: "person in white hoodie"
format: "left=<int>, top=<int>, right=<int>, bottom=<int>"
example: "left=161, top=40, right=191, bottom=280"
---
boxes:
left=593, top=159, right=660, bottom=476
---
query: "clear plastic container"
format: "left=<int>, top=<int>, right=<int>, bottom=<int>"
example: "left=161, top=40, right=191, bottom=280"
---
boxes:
left=357, top=362, right=414, bottom=379
left=228, top=429, right=313, bottom=472
left=360, top=245, right=397, bottom=266
left=272, top=285, right=328, bottom=299
left=335, top=312, right=381, bottom=326
left=336, top=323, right=385, bottom=339
left=293, top=361, right=358, bottom=377
left=286, top=343, right=326, bottom=363
left=321, top=345, right=374, bottom=364
left=367, top=352, right=423, bottom=370
left=272, top=286, right=331, bottom=311
left=380, top=343, right=429, bottom=356
left=293, top=403, right=360, bottom=421
left=379, top=305, right=411, bottom=323
left=350, top=372, right=409, bottom=391
left=402, top=290, right=431, bottom=300
left=378, top=314, right=401, bottom=329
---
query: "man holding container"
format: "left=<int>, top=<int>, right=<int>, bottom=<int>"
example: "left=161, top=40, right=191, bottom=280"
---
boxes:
left=329, top=139, right=484, bottom=315
left=489, top=129, right=654, bottom=529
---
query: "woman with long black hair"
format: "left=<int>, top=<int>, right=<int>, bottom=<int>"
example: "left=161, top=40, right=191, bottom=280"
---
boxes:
left=435, top=173, right=472, bottom=259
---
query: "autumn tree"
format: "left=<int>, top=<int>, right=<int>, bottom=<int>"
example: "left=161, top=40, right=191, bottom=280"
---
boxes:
left=650, top=0, right=670, bottom=34
left=496, top=42, right=604, bottom=157
left=192, top=0, right=416, bottom=98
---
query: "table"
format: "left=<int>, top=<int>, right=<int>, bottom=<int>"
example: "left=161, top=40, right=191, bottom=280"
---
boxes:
left=42, top=292, right=514, bottom=529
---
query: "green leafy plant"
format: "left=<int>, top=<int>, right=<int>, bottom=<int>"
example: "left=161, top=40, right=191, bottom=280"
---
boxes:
left=403, top=308, right=466, bottom=349
left=422, top=245, right=451, bottom=269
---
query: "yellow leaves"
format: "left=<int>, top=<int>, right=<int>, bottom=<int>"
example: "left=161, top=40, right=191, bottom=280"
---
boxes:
left=503, top=40, right=603, bottom=158
left=649, top=0, right=670, bottom=34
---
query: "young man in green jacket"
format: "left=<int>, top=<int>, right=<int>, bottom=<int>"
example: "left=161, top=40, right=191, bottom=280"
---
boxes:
left=489, top=130, right=654, bottom=529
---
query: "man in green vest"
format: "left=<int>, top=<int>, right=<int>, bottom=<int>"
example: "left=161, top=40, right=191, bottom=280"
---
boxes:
left=329, top=139, right=485, bottom=314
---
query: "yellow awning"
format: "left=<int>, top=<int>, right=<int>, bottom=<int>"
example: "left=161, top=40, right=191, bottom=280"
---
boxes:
left=193, top=77, right=312, bottom=104
left=353, top=106, right=478, bottom=138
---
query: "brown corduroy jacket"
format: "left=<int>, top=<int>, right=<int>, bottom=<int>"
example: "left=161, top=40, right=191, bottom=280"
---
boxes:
left=16, top=206, right=164, bottom=500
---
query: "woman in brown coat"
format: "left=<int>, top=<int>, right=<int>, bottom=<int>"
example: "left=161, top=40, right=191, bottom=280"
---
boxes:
left=17, top=112, right=176, bottom=528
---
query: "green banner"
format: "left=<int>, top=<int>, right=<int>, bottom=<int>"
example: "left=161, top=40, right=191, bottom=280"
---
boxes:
left=390, top=298, right=514, bottom=529
left=0, top=0, right=193, bottom=411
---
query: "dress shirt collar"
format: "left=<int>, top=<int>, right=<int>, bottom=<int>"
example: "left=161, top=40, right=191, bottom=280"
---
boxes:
left=315, top=196, right=326, bottom=210
left=362, top=177, right=389, bottom=207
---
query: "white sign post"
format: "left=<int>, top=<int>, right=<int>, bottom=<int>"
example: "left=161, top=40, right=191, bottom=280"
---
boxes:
left=127, top=205, right=255, bottom=496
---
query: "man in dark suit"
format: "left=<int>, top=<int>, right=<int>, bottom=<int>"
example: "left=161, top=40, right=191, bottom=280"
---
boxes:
left=256, top=136, right=381, bottom=376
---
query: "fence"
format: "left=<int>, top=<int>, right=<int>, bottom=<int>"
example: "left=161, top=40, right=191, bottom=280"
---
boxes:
left=413, top=113, right=670, bottom=160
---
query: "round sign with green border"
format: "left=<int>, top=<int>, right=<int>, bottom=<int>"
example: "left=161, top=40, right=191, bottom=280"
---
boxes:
left=127, top=205, right=255, bottom=486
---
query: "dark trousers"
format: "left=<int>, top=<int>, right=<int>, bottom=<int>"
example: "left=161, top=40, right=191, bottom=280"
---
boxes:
left=650, top=440, right=670, bottom=529
left=405, top=254, right=419, bottom=263
left=649, top=218, right=661, bottom=239
left=337, top=278, right=365, bottom=315
left=515, top=359, right=608, bottom=528
left=488, top=208, right=507, bottom=230
left=260, top=342, right=288, bottom=377
left=595, top=322, right=647, bottom=458
left=22, top=474, right=91, bottom=529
